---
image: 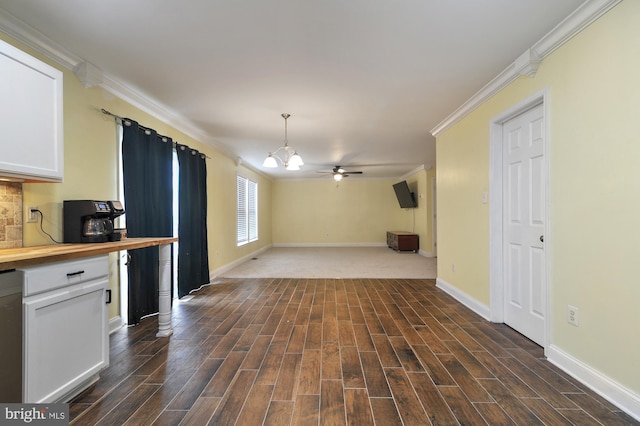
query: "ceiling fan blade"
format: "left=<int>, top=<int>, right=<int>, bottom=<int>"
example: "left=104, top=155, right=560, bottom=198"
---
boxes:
left=318, top=165, right=364, bottom=177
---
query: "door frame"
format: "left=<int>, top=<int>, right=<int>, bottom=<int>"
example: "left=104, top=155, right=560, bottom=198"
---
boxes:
left=489, top=87, right=551, bottom=350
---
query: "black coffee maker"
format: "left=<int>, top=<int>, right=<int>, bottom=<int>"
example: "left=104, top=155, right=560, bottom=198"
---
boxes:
left=63, top=200, right=124, bottom=243
left=108, top=201, right=126, bottom=241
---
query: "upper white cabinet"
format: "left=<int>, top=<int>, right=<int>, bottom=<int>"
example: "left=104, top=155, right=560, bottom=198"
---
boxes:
left=0, top=38, right=63, bottom=182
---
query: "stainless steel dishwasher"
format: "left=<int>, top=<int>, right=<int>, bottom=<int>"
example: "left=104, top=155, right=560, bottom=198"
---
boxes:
left=0, top=269, right=23, bottom=402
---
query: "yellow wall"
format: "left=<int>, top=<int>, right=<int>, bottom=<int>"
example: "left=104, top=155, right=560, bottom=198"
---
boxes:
left=272, top=167, right=433, bottom=252
left=0, top=32, right=272, bottom=320
left=436, top=1, right=640, bottom=394
left=402, top=168, right=436, bottom=255
left=272, top=176, right=410, bottom=247
left=436, top=107, right=492, bottom=304
left=417, top=167, right=436, bottom=255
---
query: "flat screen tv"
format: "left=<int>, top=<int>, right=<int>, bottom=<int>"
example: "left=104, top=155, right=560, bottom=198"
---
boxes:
left=393, top=180, right=417, bottom=208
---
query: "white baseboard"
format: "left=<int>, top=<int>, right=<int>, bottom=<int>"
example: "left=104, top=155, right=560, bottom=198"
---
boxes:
left=109, top=316, right=123, bottom=334
left=209, top=244, right=273, bottom=279
left=418, top=249, right=435, bottom=258
left=273, top=243, right=434, bottom=258
left=435, top=277, right=491, bottom=320
left=547, top=345, right=640, bottom=421
left=272, top=242, right=387, bottom=248
left=434, top=277, right=640, bottom=421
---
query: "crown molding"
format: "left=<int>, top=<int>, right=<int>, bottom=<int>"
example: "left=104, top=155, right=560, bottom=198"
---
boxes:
left=1, top=2, right=621, bottom=152
left=103, top=73, right=240, bottom=162
left=74, top=61, right=104, bottom=88
left=0, top=8, right=80, bottom=69
left=399, top=164, right=428, bottom=181
left=0, top=7, right=239, bottom=162
left=100, top=73, right=215, bottom=145
left=531, top=0, right=622, bottom=59
left=430, top=0, right=622, bottom=137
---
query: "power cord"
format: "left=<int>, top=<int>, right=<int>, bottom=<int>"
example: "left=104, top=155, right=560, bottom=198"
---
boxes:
left=31, top=208, right=63, bottom=244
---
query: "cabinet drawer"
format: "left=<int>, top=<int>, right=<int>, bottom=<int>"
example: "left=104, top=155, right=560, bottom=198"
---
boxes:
left=22, top=256, right=108, bottom=297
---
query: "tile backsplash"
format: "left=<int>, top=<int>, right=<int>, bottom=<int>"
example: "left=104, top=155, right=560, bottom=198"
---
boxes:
left=0, top=182, right=23, bottom=248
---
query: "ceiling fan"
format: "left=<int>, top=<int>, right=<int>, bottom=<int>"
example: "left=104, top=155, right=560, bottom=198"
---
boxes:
left=317, top=166, right=363, bottom=181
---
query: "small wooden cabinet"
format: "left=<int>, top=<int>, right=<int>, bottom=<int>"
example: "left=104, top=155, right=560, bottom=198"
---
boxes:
left=387, top=231, right=419, bottom=253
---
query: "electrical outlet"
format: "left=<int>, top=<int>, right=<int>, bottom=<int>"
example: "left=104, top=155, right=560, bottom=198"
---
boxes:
left=568, top=305, right=579, bottom=327
left=451, top=263, right=456, bottom=272
left=27, top=206, right=38, bottom=223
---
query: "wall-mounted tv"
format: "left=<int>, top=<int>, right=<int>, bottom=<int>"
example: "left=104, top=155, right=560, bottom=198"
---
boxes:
left=393, top=180, right=417, bottom=208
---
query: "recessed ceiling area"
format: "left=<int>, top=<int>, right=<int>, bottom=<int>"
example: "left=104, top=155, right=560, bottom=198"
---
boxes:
left=0, top=0, right=585, bottom=179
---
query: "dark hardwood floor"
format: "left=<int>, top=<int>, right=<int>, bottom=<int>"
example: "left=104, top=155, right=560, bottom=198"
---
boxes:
left=69, top=278, right=637, bottom=425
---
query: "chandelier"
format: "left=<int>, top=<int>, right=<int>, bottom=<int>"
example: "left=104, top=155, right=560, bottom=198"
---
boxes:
left=262, top=113, right=304, bottom=170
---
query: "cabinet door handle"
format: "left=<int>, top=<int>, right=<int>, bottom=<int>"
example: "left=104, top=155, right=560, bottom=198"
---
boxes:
left=66, top=270, right=85, bottom=277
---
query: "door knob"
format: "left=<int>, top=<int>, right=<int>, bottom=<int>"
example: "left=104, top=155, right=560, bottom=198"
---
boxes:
left=540, top=235, right=544, bottom=243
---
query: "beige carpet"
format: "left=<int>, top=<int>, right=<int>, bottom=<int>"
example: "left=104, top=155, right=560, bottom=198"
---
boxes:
left=221, top=247, right=437, bottom=279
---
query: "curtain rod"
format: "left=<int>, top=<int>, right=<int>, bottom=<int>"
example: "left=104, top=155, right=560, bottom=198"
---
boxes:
left=101, top=108, right=211, bottom=159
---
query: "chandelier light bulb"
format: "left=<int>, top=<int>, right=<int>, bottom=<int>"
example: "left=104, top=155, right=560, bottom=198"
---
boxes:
left=289, top=152, right=304, bottom=167
left=263, top=154, right=278, bottom=168
left=286, top=162, right=300, bottom=171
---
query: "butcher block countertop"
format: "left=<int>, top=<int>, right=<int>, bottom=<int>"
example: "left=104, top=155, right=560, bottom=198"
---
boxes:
left=0, top=237, right=178, bottom=271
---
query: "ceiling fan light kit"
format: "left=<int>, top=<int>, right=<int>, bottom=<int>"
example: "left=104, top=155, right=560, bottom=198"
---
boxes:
left=263, top=113, right=304, bottom=170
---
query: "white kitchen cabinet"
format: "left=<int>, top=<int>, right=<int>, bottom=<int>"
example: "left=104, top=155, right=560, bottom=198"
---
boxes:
left=22, top=255, right=109, bottom=403
left=0, top=38, right=63, bottom=182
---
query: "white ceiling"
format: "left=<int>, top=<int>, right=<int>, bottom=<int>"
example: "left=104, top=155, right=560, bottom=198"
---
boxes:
left=0, top=0, right=584, bottom=180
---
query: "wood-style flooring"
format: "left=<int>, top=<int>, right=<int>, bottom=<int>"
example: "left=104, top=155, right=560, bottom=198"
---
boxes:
left=69, top=278, right=637, bottom=425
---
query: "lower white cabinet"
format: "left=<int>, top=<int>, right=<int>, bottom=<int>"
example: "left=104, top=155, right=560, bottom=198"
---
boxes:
left=21, top=256, right=109, bottom=403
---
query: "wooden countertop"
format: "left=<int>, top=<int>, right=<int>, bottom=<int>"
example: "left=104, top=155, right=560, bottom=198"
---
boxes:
left=0, top=237, right=178, bottom=271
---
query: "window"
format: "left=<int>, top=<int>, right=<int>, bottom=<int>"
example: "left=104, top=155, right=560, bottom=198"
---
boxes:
left=237, top=175, right=258, bottom=245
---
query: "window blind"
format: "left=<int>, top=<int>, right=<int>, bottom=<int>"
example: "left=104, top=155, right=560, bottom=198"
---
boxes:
left=237, top=175, right=258, bottom=245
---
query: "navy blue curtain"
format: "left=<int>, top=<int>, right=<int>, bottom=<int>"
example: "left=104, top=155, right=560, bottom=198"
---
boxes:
left=177, top=145, right=210, bottom=297
left=122, top=120, right=173, bottom=325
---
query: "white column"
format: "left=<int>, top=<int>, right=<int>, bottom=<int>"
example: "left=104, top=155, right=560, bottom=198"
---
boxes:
left=156, top=243, right=173, bottom=337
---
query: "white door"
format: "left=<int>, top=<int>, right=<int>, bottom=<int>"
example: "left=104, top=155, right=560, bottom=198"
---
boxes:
left=503, top=103, right=546, bottom=346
